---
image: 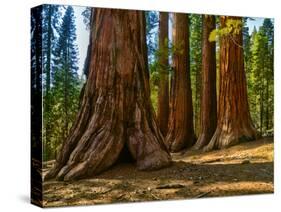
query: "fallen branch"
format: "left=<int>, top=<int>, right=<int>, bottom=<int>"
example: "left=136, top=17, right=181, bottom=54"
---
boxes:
left=150, top=193, right=161, bottom=200
left=116, top=194, right=126, bottom=200
left=100, top=188, right=113, bottom=195
left=193, top=191, right=211, bottom=198
left=156, top=184, right=185, bottom=189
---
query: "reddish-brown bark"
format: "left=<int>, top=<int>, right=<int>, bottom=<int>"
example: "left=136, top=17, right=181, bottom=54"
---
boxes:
left=45, top=9, right=171, bottom=181
left=204, top=16, right=257, bottom=151
left=193, top=15, right=217, bottom=150
left=157, top=12, right=169, bottom=136
left=165, top=13, right=195, bottom=152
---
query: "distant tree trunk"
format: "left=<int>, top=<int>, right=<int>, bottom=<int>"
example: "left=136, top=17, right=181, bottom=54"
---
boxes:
left=165, top=13, right=195, bottom=152
left=265, top=77, right=269, bottom=131
left=193, top=15, right=217, bottom=150
left=260, top=81, right=264, bottom=135
left=44, top=5, right=53, bottom=160
left=62, top=37, right=70, bottom=140
left=31, top=6, right=43, bottom=204
left=83, top=9, right=93, bottom=79
left=63, top=55, right=69, bottom=139
left=45, top=5, right=52, bottom=99
left=157, top=12, right=169, bottom=136
left=204, top=16, right=257, bottom=151
left=45, top=9, right=171, bottom=181
left=79, top=9, right=93, bottom=106
left=194, top=65, right=201, bottom=135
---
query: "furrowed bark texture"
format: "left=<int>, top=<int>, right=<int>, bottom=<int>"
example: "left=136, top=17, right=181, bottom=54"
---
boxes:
left=193, top=15, right=217, bottom=150
left=204, top=16, right=257, bottom=151
left=165, top=13, right=195, bottom=152
left=157, top=12, right=169, bottom=136
left=45, top=9, right=171, bottom=181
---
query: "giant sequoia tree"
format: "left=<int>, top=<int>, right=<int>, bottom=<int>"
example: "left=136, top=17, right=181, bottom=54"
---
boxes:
left=45, top=9, right=171, bottom=181
left=157, top=12, right=169, bottom=136
left=204, top=16, right=257, bottom=151
left=193, top=15, right=217, bottom=150
left=165, top=13, right=195, bottom=152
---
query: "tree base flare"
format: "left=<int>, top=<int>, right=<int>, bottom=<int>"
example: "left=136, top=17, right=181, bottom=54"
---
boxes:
left=192, top=133, right=211, bottom=150
left=203, top=128, right=257, bottom=152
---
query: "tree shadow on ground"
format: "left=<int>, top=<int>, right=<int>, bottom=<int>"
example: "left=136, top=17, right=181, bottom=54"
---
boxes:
left=42, top=138, right=273, bottom=207
left=95, top=160, right=273, bottom=183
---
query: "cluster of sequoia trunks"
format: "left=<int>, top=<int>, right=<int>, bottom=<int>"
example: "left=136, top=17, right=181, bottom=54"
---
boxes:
left=45, top=10, right=257, bottom=181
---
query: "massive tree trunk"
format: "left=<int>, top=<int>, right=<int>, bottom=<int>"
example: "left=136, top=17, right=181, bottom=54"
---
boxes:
left=45, top=9, right=171, bottom=181
left=157, top=12, right=169, bottom=136
left=204, top=16, right=257, bottom=151
left=193, top=15, right=217, bottom=150
left=165, top=13, right=195, bottom=152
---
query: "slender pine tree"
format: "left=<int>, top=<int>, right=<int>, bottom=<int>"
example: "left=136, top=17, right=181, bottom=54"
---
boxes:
left=51, top=6, right=81, bottom=158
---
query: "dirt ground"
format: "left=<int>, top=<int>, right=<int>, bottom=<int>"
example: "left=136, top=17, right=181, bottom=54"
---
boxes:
left=42, top=137, right=274, bottom=207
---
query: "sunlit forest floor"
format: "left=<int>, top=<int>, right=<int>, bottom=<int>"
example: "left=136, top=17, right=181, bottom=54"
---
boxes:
left=42, top=137, right=273, bottom=207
